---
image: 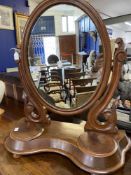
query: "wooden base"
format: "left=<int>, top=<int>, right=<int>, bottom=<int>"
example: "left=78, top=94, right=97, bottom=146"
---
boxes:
left=5, top=120, right=131, bottom=174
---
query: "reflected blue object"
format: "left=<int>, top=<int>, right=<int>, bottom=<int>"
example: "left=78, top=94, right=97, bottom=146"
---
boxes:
left=32, top=35, right=45, bottom=64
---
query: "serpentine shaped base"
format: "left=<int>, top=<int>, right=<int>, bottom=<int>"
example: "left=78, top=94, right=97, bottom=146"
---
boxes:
left=5, top=120, right=131, bottom=174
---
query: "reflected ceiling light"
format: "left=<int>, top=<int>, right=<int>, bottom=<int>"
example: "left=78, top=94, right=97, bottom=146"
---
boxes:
left=125, top=22, right=131, bottom=26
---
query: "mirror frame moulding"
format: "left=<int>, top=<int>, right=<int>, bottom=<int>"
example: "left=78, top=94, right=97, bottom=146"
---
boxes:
left=20, top=0, right=112, bottom=116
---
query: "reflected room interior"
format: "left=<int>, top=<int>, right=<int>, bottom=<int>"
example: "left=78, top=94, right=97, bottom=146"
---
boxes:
left=28, top=4, right=103, bottom=109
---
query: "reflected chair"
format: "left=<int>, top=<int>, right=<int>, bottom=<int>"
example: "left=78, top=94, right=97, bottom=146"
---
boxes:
left=65, top=72, right=85, bottom=89
left=38, top=69, right=50, bottom=89
left=64, top=68, right=81, bottom=89
left=74, top=86, right=97, bottom=107
left=38, top=89, right=56, bottom=106
left=50, top=69, right=62, bottom=83
left=75, top=86, right=97, bottom=93
left=64, top=68, right=81, bottom=79
left=42, top=70, right=67, bottom=103
left=75, top=91, right=95, bottom=107
left=60, top=53, right=74, bottom=65
left=69, top=77, right=96, bottom=106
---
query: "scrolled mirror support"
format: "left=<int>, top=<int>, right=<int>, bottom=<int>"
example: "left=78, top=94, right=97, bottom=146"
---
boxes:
left=15, top=51, right=50, bottom=126
left=85, top=42, right=127, bottom=133
left=24, top=96, right=50, bottom=124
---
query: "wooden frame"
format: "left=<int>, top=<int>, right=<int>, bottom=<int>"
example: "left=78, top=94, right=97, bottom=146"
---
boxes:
left=5, top=0, right=130, bottom=174
left=0, top=5, right=14, bottom=30
left=15, top=13, right=29, bottom=47
left=20, top=0, right=112, bottom=116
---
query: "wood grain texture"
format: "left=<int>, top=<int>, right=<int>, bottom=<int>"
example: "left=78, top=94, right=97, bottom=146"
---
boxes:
left=2, top=1, right=130, bottom=174
left=1, top=98, right=131, bottom=175
left=4, top=120, right=131, bottom=174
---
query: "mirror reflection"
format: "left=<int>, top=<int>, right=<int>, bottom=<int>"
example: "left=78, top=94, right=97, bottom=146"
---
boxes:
left=28, top=4, right=104, bottom=109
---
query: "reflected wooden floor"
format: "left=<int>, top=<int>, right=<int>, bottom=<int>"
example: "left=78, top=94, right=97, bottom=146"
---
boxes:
left=0, top=98, right=131, bottom=175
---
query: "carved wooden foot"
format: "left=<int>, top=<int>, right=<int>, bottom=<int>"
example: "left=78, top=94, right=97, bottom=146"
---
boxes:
left=13, top=154, right=21, bottom=159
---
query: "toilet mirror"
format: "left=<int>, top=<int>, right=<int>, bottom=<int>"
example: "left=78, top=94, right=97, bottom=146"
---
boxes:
left=6, top=2, right=129, bottom=174
left=20, top=0, right=111, bottom=115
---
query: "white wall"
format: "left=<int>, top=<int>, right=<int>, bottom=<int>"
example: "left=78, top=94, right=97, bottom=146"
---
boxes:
left=106, top=26, right=127, bottom=55
left=29, top=1, right=84, bottom=36
left=28, top=0, right=38, bottom=14
left=108, top=26, right=126, bottom=41
left=125, top=32, right=131, bottom=44
left=43, top=10, right=83, bottom=36
left=112, top=29, right=125, bottom=41
left=43, top=10, right=66, bottom=36
left=110, top=28, right=131, bottom=47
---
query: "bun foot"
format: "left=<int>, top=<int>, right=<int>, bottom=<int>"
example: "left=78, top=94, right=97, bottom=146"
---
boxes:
left=13, top=154, right=21, bottom=159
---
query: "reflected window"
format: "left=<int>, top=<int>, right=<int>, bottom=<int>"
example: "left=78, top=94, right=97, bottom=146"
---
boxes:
left=62, top=16, right=67, bottom=32
left=43, top=36, right=57, bottom=64
left=68, top=16, right=75, bottom=32
left=62, top=16, right=76, bottom=33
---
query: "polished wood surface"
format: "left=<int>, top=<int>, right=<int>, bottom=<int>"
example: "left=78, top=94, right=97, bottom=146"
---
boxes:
left=5, top=118, right=130, bottom=174
left=6, top=0, right=130, bottom=174
left=0, top=98, right=131, bottom=175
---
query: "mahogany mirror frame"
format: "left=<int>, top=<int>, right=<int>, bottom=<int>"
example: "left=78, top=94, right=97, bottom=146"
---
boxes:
left=20, top=0, right=112, bottom=116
